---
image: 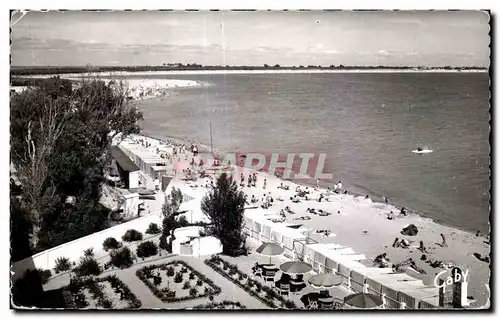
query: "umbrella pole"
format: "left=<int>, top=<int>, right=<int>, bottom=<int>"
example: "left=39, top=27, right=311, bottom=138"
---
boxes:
left=269, top=256, right=271, bottom=264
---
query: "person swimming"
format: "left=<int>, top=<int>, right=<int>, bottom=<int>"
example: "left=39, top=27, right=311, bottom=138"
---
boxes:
left=417, top=147, right=423, bottom=152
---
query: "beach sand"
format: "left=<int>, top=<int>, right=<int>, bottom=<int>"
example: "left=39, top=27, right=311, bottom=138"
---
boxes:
left=128, top=134, right=490, bottom=308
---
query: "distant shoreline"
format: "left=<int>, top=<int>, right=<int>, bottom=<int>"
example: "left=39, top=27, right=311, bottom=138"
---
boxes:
left=10, top=67, right=488, bottom=77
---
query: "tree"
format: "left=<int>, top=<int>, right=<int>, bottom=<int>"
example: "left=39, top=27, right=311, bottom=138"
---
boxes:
left=201, top=173, right=247, bottom=256
left=10, top=74, right=143, bottom=251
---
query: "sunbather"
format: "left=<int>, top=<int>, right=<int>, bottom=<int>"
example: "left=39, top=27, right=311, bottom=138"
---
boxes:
left=418, top=241, right=430, bottom=253
left=294, top=216, right=312, bottom=221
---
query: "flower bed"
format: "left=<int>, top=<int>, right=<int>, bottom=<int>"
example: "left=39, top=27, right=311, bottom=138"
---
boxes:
left=136, top=260, right=221, bottom=303
left=193, top=300, right=247, bottom=310
left=204, top=255, right=297, bottom=309
left=65, top=275, right=142, bottom=309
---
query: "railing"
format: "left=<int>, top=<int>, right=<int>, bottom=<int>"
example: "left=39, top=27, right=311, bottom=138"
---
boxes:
left=243, top=226, right=433, bottom=310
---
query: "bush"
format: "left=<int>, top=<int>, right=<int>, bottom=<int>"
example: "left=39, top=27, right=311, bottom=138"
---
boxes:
left=188, top=272, right=195, bottom=280
left=83, top=248, right=94, bottom=257
left=196, top=279, right=203, bottom=286
left=177, top=215, right=189, bottom=227
left=182, top=281, right=191, bottom=290
left=159, top=234, right=168, bottom=250
left=110, top=247, right=134, bottom=269
left=181, top=267, right=188, bottom=274
left=122, top=229, right=143, bottom=242
left=36, top=269, right=52, bottom=284
left=153, top=276, right=162, bottom=286
left=102, top=237, right=120, bottom=251
left=228, top=268, right=237, bottom=276
left=73, top=257, right=102, bottom=277
left=136, top=241, right=158, bottom=258
left=174, top=272, right=183, bottom=283
left=146, top=223, right=161, bottom=234
left=285, top=300, right=297, bottom=309
left=189, top=287, right=198, bottom=297
left=54, top=257, right=72, bottom=274
left=166, top=266, right=175, bottom=277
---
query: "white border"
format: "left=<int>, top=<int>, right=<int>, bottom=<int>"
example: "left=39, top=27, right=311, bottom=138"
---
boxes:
left=3, top=1, right=496, bottom=318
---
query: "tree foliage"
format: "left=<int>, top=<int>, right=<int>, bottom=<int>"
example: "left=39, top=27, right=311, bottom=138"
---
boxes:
left=201, top=173, right=247, bottom=256
left=10, top=75, right=143, bottom=254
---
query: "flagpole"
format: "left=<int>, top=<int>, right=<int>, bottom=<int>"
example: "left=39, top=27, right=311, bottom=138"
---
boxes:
left=210, top=118, right=213, bottom=156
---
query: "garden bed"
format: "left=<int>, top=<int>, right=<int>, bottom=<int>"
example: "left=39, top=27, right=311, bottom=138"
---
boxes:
left=136, top=260, right=221, bottom=303
left=204, top=255, right=297, bottom=309
left=192, top=300, right=247, bottom=310
left=64, top=275, right=142, bottom=309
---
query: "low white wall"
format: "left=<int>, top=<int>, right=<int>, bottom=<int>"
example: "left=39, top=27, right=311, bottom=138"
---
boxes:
left=11, top=212, right=163, bottom=281
left=191, top=236, right=222, bottom=257
left=122, top=193, right=140, bottom=221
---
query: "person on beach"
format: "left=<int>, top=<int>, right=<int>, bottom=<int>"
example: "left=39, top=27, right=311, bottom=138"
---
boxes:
left=318, top=194, right=324, bottom=202
left=439, top=233, right=448, bottom=247
left=336, top=181, right=342, bottom=192
left=400, top=239, right=410, bottom=248
left=240, top=173, right=245, bottom=187
left=315, top=179, right=320, bottom=189
left=365, top=195, right=370, bottom=199
left=392, top=238, right=400, bottom=248
left=418, top=241, right=430, bottom=253
left=252, top=173, right=257, bottom=187
left=400, top=207, right=407, bottom=216
left=387, top=211, right=395, bottom=220
left=263, top=179, right=267, bottom=190
left=384, top=197, right=389, bottom=204
left=247, top=174, right=252, bottom=187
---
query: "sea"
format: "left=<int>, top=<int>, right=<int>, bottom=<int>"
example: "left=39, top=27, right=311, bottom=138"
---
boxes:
left=131, top=72, right=490, bottom=234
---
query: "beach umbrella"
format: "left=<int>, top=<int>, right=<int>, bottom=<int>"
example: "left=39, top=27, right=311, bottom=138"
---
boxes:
left=308, top=273, right=343, bottom=297
left=343, top=292, right=384, bottom=309
left=280, top=261, right=312, bottom=275
left=308, top=273, right=343, bottom=289
left=256, top=242, right=284, bottom=264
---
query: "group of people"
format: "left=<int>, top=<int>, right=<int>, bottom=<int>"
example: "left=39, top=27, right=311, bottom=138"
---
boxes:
left=241, top=172, right=259, bottom=188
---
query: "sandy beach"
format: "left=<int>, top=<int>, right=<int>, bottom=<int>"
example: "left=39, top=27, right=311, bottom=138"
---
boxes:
left=129, top=133, right=490, bottom=308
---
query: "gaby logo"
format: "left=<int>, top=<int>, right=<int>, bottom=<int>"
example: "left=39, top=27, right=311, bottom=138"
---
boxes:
left=433, top=268, right=469, bottom=289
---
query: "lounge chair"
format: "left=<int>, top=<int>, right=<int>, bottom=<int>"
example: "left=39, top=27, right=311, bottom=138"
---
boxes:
left=264, top=270, right=277, bottom=282
left=276, top=283, right=290, bottom=297
left=308, top=300, right=319, bottom=309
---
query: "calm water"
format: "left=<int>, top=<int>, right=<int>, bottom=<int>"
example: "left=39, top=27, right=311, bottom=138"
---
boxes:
left=132, top=73, right=490, bottom=233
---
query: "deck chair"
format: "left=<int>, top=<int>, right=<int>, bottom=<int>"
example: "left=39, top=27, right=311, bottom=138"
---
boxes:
left=264, top=270, right=276, bottom=282
left=276, top=283, right=290, bottom=297
left=308, top=300, right=319, bottom=309
left=251, top=268, right=263, bottom=279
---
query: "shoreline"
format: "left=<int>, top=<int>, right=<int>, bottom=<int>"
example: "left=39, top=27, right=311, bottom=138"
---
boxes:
left=133, top=132, right=490, bottom=307
left=139, top=131, right=487, bottom=237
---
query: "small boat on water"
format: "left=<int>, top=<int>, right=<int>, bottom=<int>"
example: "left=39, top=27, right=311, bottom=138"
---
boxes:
left=412, top=147, right=433, bottom=154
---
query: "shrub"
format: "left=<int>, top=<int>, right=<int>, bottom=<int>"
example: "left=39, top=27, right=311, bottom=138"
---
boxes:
left=73, top=257, right=102, bottom=277
left=174, top=272, right=183, bottom=283
left=181, top=267, right=188, bottom=274
left=183, top=281, right=191, bottom=290
left=228, top=268, right=237, bottom=276
left=209, top=295, right=214, bottom=302
left=159, top=234, right=168, bottom=250
left=146, top=223, right=161, bottom=234
left=238, top=273, right=244, bottom=281
left=189, top=287, right=198, bottom=297
left=177, top=215, right=189, bottom=227
left=36, top=269, right=52, bottom=284
left=136, top=241, right=158, bottom=258
left=196, top=279, right=203, bottom=286
left=222, top=263, right=228, bottom=270
left=102, top=237, right=120, bottom=251
left=83, top=248, right=94, bottom=258
left=246, top=279, right=254, bottom=288
left=54, top=257, right=72, bottom=274
left=188, top=272, right=195, bottom=280
left=122, top=229, right=143, bottom=242
left=285, top=300, right=297, bottom=309
left=110, top=247, right=134, bottom=269
left=153, top=276, right=162, bottom=286
left=166, top=266, right=175, bottom=277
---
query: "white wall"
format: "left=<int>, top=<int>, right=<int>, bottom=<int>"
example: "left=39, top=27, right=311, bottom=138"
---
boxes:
left=192, top=236, right=222, bottom=257
left=11, top=212, right=163, bottom=281
left=129, top=171, right=140, bottom=189
left=122, top=193, right=140, bottom=221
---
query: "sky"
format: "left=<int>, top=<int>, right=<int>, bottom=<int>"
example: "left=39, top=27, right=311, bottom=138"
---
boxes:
left=10, top=10, right=490, bottom=67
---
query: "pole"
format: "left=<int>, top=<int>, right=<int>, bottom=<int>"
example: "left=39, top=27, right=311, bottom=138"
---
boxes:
left=210, top=118, right=214, bottom=156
